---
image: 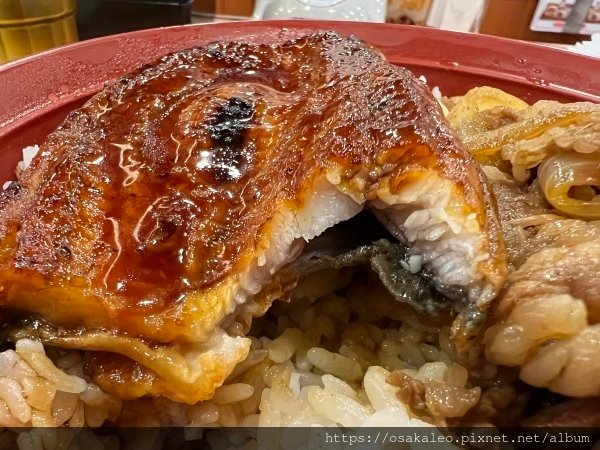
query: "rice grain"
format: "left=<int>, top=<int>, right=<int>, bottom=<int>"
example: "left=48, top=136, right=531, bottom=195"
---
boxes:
left=268, top=329, right=303, bottom=363
left=187, top=401, right=219, bottom=425
left=363, top=366, right=406, bottom=411
left=0, top=399, right=26, bottom=427
left=321, top=374, right=359, bottom=401
left=306, top=348, right=364, bottom=382
left=0, top=350, right=36, bottom=380
left=16, top=342, right=86, bottom=394
left=218, top=405, right=237, bottom=427
left=51, top=391, right=78, bottom=426
left=227, top=350, right=268, bottom=381
left=21, top=376, right=55, bottom=412
left=212, top=384, right=255, bottom=405
left=0, top=377, right=31, bottom=423
left=307, top=387, right=370, bottom=427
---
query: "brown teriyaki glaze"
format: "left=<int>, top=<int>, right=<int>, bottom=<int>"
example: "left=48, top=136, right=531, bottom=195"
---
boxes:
left=0, top=32, right=503, bottom=341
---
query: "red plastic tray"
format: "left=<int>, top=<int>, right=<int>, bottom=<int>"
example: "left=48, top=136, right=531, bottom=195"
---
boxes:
left=1, top=21, right=599, bottom=183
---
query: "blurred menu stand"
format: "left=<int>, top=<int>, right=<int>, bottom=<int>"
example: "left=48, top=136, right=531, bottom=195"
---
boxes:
left=480, top=0, right=593, bottom=44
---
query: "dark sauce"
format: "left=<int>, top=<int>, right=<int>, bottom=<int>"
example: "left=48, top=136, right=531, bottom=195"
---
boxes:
left=78, top=42, right=303, bottom=312
left=19, top=33, right=462, bottom=316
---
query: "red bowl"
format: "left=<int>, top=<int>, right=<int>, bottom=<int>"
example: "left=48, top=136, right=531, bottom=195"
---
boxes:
left=0, top=21, right=599, bottom=183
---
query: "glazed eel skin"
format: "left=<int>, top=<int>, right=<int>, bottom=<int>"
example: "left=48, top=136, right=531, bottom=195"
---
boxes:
left=0, top=32, right=506, bottom=402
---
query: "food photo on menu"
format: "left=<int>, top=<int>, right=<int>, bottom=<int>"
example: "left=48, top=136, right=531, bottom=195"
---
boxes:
left=0, top=0, right=599, bottom=448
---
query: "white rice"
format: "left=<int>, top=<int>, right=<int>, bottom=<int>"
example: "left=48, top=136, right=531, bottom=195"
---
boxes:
left=114, top=272, right=483, bottom=431
left=418, top=75, right=443, bottom=100
left=0, top=340, right=121, bottom=429
left=3, top=145, right=39, bottom=190
left=19, top=146, right=40, bottom=173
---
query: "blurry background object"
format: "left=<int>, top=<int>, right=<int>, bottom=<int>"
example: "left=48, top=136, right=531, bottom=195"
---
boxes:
left=194, top=0, right=596, bottom=47
left=480, top=0, right=592, bottom=43
left=193, top=0, right=254, bottom=18
left=529, top=0, right=600, bottom=35
left=426, top=0, right=488, bottom=32
left=252, top=0, right=386, bottom=22
left=386, top=0, right=433, bottom=25
left=571, top=31, right=600, bottom=55
left=564, top=0, right=594, bottom=33
left=77, top=0, right=193, bottom=40
left=1, top=0, right=595, bottom=66
left=0, top=0, right=78, bottom=64
left=214, top=0, right=254, bottom=16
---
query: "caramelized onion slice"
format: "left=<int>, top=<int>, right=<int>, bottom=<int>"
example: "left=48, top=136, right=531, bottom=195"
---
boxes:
left=538, top=152, right=600, bottom=219
left=464, top=103, right=600, bottom=158
left=447, top=87, right=528, bottom=140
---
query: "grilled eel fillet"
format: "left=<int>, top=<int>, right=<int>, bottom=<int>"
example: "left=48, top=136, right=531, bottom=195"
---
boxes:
left=0, top=32, right=506, bottom=402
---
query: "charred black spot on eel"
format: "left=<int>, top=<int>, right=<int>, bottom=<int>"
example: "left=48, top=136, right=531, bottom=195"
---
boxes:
left=209, top=97, right=254, bottom=146
left=208, top=97, right=254, bottom=183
